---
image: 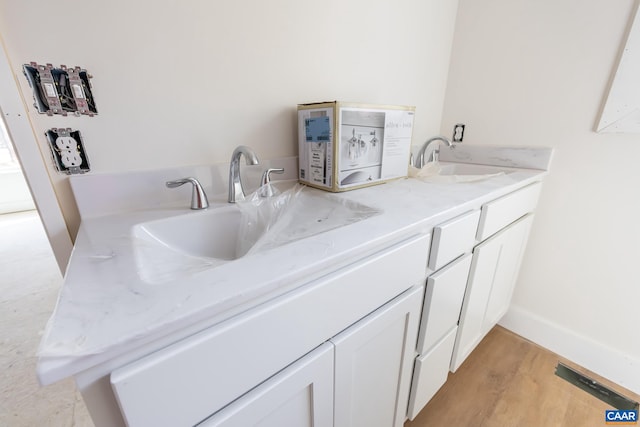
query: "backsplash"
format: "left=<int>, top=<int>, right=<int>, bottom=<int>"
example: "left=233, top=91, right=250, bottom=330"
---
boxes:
left=438, top=145, right=553, bottom=170
left=70, top=156, right=298, bottom=219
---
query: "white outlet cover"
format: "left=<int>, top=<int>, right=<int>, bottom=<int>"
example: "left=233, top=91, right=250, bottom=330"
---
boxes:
left=46, top=128, right=90, bottom=174
left=60, top=149, right=83, bottom=168
left=56, top=136, right=76, bottom=151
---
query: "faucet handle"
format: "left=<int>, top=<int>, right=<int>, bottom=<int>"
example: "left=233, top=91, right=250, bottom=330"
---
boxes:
left=166, top=177, right=209, bottom=210
left=260, top=168, right=284, bottom=186
left=259, top=168, right=284, bottom=197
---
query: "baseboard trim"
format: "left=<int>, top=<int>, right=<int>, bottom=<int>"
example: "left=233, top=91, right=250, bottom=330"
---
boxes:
left=499, top=305, right=640, bottom=396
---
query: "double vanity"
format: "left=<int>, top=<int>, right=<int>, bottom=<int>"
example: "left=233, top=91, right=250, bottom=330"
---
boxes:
left=37, top=145, right=552, bottom=426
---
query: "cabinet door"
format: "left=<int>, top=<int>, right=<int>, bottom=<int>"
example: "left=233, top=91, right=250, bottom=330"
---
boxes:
left=198, top=343, right=334, bottom=427
left=450, top=214, right=534, bottom=372
left=332, top=286, right=423, bottom=427
left=482, top=214, right=533, bottom=334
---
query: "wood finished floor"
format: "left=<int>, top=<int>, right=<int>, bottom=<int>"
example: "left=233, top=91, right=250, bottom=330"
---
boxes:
left=405, top=326, right=640, bottom=427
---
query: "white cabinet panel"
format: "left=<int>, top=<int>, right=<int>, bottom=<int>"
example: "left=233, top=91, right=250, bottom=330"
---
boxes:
left=482, top=214, right=533, bottom=334
left=451, top=214, right=534, bottom=372
left=332, top=286, right=423, bottom=427
left=429, top=210, right=480, bottom=271
left=450, top=236, right=500, bottom=372
left=417, top=254, right=472, bottom=355
left=407, top=327, right=457, bottom=420
left=198, top=343, right=333, bottom=427
left=476, top=183, right=540, bottom=241
left=110, top=234, right=430, bottom=427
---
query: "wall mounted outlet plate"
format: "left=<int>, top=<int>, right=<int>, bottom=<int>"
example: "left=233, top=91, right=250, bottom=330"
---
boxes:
left=453, top=123, right=465, bottom=143
left=45, top=128, right=90, bottom=174
left=23, top=62, right=98, bottom=116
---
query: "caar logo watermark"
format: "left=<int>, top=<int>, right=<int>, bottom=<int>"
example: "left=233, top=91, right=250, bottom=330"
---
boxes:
left=606, top=409, right=638, bottom=425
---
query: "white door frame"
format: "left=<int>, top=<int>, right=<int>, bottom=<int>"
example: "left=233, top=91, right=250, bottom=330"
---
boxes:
left=0, top=38, right=72, bottom=274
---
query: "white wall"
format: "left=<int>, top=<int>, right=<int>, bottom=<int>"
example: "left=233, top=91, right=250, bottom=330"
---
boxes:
left=0, top=0, right=459, bottom=237
left=442, top=0, right=640, bottom=393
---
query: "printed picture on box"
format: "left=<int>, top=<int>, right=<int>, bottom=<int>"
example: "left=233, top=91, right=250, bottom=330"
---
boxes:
left=339, top=110, right=385, bottom=186
left=300, top=110, right=333, bottom=187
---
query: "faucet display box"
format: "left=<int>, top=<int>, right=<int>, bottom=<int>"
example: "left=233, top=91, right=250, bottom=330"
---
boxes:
left=297, top=101, right=415, bottom=192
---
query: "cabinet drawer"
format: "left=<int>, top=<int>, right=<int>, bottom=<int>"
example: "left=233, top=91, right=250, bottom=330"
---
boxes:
left=416, top=254, right=472, bottom=355
left=429, top=210, right=480, bottom=271
left=476, top=182, right=541, bottom=241
left=407, top=327, right=457, bottom=420
left=110, top=234, right=431, bottom=427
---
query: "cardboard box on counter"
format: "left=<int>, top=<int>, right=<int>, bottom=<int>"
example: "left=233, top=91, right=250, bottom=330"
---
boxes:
left=297, top=101, right=415, bottom=192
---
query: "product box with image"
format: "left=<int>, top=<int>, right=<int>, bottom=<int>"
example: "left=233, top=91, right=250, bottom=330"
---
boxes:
left=297, top=101, right=415, bottom=192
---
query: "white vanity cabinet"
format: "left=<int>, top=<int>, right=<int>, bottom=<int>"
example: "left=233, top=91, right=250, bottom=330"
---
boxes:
left=450, top=183, right=540, bottom=372
left=197, top=342, right=334, bottom=427
left=450, top=213, right=534, bottom=371
left=200, top=285, right=423, bottom=427
left=333, top=285, right=422, bottom=427
left=104, top=234, right=430, bottom=427
left=50, top=162, right=549, bottom=427
left=407, top=211, right=479, bottom=420
left=407, top=182, right=542, bottom=419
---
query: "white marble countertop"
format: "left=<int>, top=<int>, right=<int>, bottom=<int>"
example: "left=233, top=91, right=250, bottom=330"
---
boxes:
left=37, top=146, right=552, bottom=385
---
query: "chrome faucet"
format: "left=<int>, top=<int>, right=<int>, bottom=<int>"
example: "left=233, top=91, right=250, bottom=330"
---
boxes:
left=228, top=145, right=260, bottom=203
left=166, top=177, right=209, bottom=210
left=414, top=136, right=453, bottom=168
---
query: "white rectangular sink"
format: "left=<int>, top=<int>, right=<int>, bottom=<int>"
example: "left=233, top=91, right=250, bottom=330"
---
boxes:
left=133, top=207, right=247, bottom=261
left=131, top=186, right=379, bottom=284
left=436, top=162, right=516, bottom=176
left=412, top=162, right=518, bottom=183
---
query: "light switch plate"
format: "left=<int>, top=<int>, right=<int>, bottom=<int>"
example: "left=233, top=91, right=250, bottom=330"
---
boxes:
left=23, top=62, right=98, bottom=116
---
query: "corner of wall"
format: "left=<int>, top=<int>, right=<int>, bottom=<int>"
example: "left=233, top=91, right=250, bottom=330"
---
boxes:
left=499, top=305, right=640, bottom=396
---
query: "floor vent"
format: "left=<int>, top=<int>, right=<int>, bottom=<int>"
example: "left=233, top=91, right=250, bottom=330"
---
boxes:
left=554, top=362, right=639, bottom=410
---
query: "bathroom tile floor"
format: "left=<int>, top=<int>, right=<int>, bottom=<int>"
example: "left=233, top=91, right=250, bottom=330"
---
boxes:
left=0, top=210, right=93, bottom=427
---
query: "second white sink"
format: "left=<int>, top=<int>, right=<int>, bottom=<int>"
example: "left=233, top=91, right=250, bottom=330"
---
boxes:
left=410, top=162, right=518, bottom=183
left=436, top=162, right=517, bottom=176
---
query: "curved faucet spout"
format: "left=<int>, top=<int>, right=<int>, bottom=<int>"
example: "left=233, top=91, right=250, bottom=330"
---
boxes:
left=414, top=136, right=453, bottom=168
left=228, top=146, right=260, bottom=203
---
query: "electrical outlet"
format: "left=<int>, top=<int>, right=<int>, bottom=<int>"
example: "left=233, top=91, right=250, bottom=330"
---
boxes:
left=55, top=136, right=75, bottom=151
left=453, top=123, right=465, bottom=143
left=59, top=146, right=83, bottom=169
left=56, top=134, right=83, bottom=168
left=45, top=128, right=90, bottom=174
